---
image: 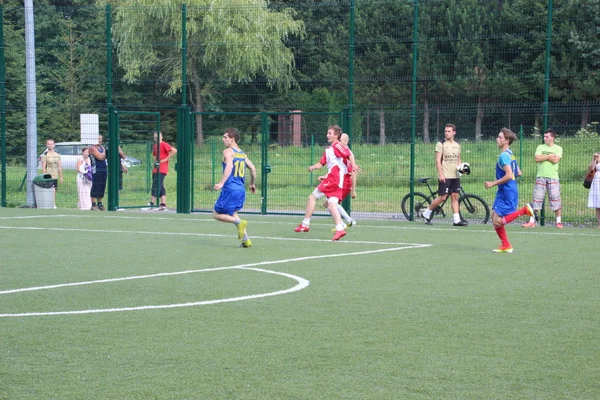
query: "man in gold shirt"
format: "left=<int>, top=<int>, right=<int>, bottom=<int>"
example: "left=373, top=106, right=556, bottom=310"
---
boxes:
left=422, top=123, right=467, bottom=226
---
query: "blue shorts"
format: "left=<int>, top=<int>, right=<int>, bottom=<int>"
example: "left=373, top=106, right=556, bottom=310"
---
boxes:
left=493, top=187, right=518, bottom=217
left=214, top=189, right=246, bottom=216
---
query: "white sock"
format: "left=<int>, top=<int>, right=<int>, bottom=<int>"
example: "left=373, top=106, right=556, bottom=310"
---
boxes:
left=453, top=213, right=461, bottom=224
left=423, top=208, right=432, bottom=219
left=556, top=216, right=561, bottom=224
left=336, top=223, right=345, bottom=231
left=336, top=204, right=352, bottom=223
left=529, top=216, right=535, bottom=223
left=302, top=218, right=310, bottom=226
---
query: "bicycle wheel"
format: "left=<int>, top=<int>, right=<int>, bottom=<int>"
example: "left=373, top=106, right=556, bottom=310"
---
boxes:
left=401, top=192, right=431, bottom=221
left=459, top=194, right=490, bottom=224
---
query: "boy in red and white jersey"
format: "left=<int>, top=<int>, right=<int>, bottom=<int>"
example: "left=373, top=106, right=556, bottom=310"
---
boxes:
left=295, top=125, right=351, bottom=241
left=320, top=133, right=360, bottom=229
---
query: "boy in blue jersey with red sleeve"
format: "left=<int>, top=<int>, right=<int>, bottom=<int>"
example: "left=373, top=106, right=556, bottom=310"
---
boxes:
left=213, top=128, right=257, bottom=248
left=484, top=128, right=534, bottom=253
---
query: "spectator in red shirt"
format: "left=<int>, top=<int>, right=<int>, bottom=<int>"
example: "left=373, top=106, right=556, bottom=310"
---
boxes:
left=149, top=131, right=177, bottom=211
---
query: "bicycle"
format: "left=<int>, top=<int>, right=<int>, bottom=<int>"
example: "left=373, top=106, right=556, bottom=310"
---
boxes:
left=401, top=177, right=491, bottom=224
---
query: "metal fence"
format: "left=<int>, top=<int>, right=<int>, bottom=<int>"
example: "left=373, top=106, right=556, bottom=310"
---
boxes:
left=1, top=1, right=599, bottom=225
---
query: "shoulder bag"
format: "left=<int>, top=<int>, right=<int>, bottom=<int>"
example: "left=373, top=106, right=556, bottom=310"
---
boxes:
left=584, top=170, right=594, bottom=189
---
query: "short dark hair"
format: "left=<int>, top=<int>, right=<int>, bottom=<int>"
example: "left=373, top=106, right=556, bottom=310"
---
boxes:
left=544, top=128, right=557, bottom=138
left=224, top=128, right=240, bottom=143
left=445, top=123, right=456, bottom=131
left=501, top=128, right=516, bottom=145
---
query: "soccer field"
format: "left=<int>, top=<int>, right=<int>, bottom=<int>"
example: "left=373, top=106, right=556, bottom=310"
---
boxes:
left=1, top=209, right=599, bottom=399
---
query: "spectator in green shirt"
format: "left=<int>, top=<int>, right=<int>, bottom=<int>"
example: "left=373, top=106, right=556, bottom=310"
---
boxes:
left=522, top=128, right=563, bottom=228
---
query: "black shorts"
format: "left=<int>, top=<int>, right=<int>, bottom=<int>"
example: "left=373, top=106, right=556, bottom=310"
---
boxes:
left=51, top=179, right=58, bottom=189
left=91, top=172, right=107, bottom=198
left=437, top=178, right=461, bottom=196
left=151, top=173, right=166, bottom=197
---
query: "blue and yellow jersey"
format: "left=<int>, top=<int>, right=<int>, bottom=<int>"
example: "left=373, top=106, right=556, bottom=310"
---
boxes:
left=496, top=149, right=518, bottom=191
left=223, top=148, right=248, bottom=191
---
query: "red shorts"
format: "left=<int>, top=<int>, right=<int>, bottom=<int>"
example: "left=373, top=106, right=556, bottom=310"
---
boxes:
left=340, top=187, right=351, bottom=201
left=317, top=179, right=342, bottom=199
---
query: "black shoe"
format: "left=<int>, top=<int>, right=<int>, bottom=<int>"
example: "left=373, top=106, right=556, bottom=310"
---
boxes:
left=453, top=221, right=468, bottom=227
left=423, top=215, right=433, bottom=225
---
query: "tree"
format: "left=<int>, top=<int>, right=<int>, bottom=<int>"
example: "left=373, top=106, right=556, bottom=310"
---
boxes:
left=353, top=0, right=413, bottom=145
left=554, top=0, right=600, bottom=127
left=112, top=0, right=305, bottom=145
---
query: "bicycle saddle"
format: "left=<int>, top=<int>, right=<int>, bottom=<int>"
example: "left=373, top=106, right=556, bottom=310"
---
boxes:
left=418, top=178, right=432, bottom=183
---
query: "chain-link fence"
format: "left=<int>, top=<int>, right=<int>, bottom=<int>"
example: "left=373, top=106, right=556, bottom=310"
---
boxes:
left=1, top=1, right=598, bottom=225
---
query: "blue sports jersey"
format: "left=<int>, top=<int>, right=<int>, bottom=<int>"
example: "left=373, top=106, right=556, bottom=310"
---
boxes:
left=496, top=149, right=518, bottom=189
left=493, top=149, right=519, bottom=216
left=223, top=148, right=248, bottom=191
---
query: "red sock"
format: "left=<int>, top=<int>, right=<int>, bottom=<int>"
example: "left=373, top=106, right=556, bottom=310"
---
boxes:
left=502, top=206, right=527, bottom=224
left=495, top=225, right=510, bottom=248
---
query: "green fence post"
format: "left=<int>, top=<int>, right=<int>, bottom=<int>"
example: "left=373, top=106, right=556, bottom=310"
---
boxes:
left=146, top=141, right=152, bottom=194
left=539, top=0, right=553, bottom=226
left=211, top=139, right=217, bottom=189
left=107, top=107, right=120, bottom=211
left=181, top=4, right=187, bottom=108
left=105, top=4, right=112, bottom=108
left=105, top=4, right=120, bottom=211
left=175, top=4, right=190, bottom=213
left=310, top=134, right=315, bottom=188
left=0, top=5, right=6, bottom=207
left=176, top=107, right=191, bottom=213
left=409, top=0, right=419, bottom=221
left=519, top=125, right=523, bottom=178
left=190, top=113, right=195, bottom=211
left=347, top=0, right=355, bottom=143
left=542, top=0, right=553, bottom=134
left=261, top=112, right=270, bottom=214
left=341, top=108, right=351, bottom=213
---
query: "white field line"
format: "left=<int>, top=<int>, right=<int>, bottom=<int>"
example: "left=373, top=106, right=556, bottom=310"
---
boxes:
left=1, top=214, right=597, bottom=237
left=0, top=244, right=429, bottom=318
left=0, top=225, right=425, bottom=246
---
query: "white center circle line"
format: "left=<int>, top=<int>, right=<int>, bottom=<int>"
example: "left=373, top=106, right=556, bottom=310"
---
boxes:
left=0, top=245, right=430, bottom=318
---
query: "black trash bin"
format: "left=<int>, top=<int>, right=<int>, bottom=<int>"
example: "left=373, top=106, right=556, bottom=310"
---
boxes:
left=33, top=174, right=55, bottom=209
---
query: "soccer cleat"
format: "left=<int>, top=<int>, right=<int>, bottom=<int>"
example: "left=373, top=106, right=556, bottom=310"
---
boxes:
left=332, top=223, right=348, bottom=232
left=158, top=204, right=167, bottom=211
left=492, top=245, right=513, bottom=253
left=240, top=239, right=252, bottom=248
left=294, top=224, right=310, bottom=233
left=453, top=221, right=468, bottom=227
left=522, top=221, right=535, bottom=228
left=98, top=205, right=105, bottom=211
left=332, top=230, right=346, bottom=241
left=237, top=220, right=248, bottom=239
left=556, top=223, right=564, bottom=229
left=423, top=216, right=433, bottom=225
left=524, top=202, right=534, bottom=217
left=347, top=220, right=356, bottom=228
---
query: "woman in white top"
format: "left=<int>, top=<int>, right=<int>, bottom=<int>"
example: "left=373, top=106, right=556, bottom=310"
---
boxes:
left=76, top=147, right=93, bottom=210
left=587, top=152, right=600, bottom=228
